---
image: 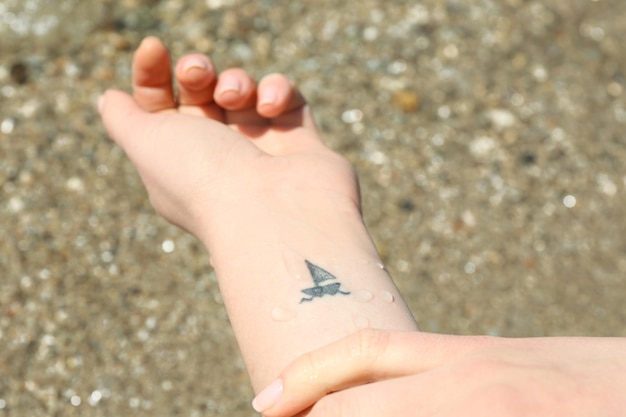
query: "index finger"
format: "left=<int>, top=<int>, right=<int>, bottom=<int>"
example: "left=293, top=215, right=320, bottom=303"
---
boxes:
left=254, top=330, right=493, bottom=417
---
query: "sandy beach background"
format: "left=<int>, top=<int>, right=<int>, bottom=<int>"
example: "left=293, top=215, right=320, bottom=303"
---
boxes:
left=1, top=0, right=625, bottom=415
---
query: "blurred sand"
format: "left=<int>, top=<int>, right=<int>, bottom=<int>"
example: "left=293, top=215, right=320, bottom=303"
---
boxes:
left=1, top=0, right=625, bottom=415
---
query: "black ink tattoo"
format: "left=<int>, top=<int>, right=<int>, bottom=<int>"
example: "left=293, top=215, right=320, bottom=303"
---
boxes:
left=300, top=260, right=350, bottom=303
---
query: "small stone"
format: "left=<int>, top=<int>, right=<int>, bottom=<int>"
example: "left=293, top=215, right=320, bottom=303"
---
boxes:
left=519, top=152, right=536, bottom=165
left=563, top=195, right=577, bottom=208
left=65, top=177, right=85, bottom=193
left=469, top=136, right=497, bottom=158
left=8, top=196, right=24, bottom=213
left=10, top=62, right=28, bottom=84
left=399, top=199, right=415, bottom=212
left=1, top=118, right=15, bottom=134
left=391, top=90, right=420, bottom=113
left=488, top=109, right=516, bottom=128
left=342, top=109, right=363, bottom=124
left=112, top=35, right=132, bottom=51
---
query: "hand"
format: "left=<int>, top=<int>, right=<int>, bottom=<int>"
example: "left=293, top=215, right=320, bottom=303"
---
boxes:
left=99, top=37, right=359, bottom=242
left=99, top=38, right=418, bottom=390
left=253, top=329, right=626, bottom=416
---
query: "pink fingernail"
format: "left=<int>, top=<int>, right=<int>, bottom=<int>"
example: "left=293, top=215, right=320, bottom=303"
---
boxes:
left=217, top=75, right=241, bottom=95
left=182, top=57, right=210, bottom=73
left=252, top=379, right=283, bottom=413
left=259, top=88, right=278, bottom=107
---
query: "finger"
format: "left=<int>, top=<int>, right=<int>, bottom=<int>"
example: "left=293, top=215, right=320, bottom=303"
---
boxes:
left=214, top=68, right=257, bottom=111
left=254, top=330, right=492, bottom=417
left=174, top=54, right=218, bottom=106
left=173, top=54, right=224, bottom=120
left=222, top=73, right=311, bottom=129
left=132, top=36, right=176, bottom=112
left=257, top=73, right=307, bottom=119
left=99, top=89, right=152, bottom=152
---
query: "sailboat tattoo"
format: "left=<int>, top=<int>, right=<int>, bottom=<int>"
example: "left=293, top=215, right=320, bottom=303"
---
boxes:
left=300, top=260, right=350, bottom=303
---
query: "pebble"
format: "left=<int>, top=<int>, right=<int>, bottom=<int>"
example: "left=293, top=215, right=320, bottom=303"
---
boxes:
left=2, top=2, right=626, bottom=417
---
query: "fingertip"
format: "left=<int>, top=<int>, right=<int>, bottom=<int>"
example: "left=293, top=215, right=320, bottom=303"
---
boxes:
left=131, top=36, right=177, bottom=112
left=99, top=89, right=147, bottom=148
left=100, top=89, right=138, bottom=114
left=176, top=55, right=214, bottom=86
left=141, top=35, right=159, bottom=44
left=179, top=55, right=211, bottom=74
left=252, top=378, right=284, bottom=414
left=138, top=36, right=166, bottom=54
left=257, top=73, right=306, bottom=118
left=257, top=87, right=280, bottom=118
left=214, top=68, right=256, bottom=110
left=133, top=36, right=169, bottom=73
left=257, top=74, right=287, bottom=116
left=98, top=89, right=118, bottom=117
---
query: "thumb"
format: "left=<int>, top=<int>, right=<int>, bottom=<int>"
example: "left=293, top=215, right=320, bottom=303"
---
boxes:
left=254, top=330, right=489, bottom=417
left=99, top=89, right=258, bottom=165
left=98, top=89, right=152, bottom=152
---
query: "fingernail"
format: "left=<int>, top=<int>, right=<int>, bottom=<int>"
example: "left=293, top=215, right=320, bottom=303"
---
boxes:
left=217, top=75, right=241, bottom=96
left=97, top=95, right=105, bottom=113
left=259, top=88, right=278, bottom=107
left=182, top=56, right=210, bottom=73
left=252, top=379, right=283, bottom=413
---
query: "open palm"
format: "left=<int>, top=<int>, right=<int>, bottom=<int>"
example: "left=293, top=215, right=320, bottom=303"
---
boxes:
left=99, top=37, right=360, bottom=239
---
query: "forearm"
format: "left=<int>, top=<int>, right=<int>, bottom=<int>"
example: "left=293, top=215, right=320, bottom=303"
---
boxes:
left=100, top=34, right=417, bottom=403
left=199, top=193, right=418, bottom=390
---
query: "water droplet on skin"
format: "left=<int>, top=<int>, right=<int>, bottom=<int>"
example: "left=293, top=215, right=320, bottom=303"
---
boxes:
left=271, top=307, right=295, bottom=322
left=282, top=250, right=304, bottom=280
left=354, top=289, right=374, bottom=302
left=355, top=317, right=370, bottom=329
left=377, top=262, right=385, bottom=270
left=380, top=290, right=395, bottom=303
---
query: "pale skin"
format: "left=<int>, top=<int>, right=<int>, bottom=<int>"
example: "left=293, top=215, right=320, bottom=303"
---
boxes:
left=262, top=329, right=626, bottom=416
left=98, top=36, right=418, bottom=398
left=99, top=37, right=626, bottom=416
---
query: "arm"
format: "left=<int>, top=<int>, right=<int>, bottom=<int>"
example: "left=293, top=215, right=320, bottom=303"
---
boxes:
left=99, top=37, right=418, bottom=399
left=257, top=329, right=626, bottom=416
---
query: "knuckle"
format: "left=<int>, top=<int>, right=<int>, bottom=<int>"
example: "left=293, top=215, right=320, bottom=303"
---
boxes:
left=293, top=349, right=324, bottom=384
left=284, top=329, right=393, bottom=392
left=348, top=328, right=392, bottom=368
left=287, top=329, right=392, bottom=387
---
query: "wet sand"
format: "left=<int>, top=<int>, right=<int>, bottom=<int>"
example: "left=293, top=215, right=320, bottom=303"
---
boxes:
left=1, top=0, right=625, bottom=415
